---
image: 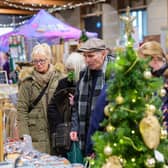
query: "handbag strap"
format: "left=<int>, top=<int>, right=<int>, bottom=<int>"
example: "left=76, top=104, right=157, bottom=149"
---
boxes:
left=28, top=81, right=49, bottom=113
left=63, top=88, right=75, bottom=122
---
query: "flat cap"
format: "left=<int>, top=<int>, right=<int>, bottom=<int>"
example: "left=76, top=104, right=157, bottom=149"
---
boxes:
left=78, top=38, right=106, bottom=52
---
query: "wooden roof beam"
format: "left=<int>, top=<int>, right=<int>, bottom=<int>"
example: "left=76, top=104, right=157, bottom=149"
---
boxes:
left=0, top=8, right=34, bottom=15
left=7, top=0, right=68, bottom=6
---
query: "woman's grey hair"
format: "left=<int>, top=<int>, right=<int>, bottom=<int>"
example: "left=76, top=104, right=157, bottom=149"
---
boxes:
left=31, top=43, right=52, bottom=62
left=65, top=52, right=86, bottom=81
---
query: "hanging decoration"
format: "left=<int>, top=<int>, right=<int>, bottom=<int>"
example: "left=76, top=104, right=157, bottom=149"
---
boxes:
left=0, top=15, right=32, bottom=28
left=0, top=19, right=29, bottom=28
left=3, top=0, right=106, bottom=13
left=9, top=35, right=27, bottom=68
left=1, top=0, right=106, bottom=28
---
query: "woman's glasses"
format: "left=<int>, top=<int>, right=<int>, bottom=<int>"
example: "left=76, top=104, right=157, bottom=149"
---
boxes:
left=32, top=59, right=47, bottom=65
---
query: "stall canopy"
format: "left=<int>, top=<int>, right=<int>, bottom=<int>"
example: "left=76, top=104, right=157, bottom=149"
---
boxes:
left=0, top=9, right=97, bottom=52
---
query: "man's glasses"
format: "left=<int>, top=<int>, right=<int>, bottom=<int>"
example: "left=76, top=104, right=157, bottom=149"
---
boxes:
left=32, top=59, right=47, bottom=65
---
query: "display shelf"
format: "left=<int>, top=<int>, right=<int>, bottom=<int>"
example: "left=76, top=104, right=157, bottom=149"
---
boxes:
left=0, top=109, right=4, bottom=162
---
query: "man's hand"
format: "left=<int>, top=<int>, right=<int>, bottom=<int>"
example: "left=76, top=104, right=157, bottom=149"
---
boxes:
left=69, top=93, right=74, bottom=105
left=70, top=131, right=78, bottom=141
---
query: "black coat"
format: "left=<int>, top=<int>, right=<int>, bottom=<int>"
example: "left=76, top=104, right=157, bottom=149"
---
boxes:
left=47, top=77, right=76, bottom=134
left=47, top=77, right=75, bottom=156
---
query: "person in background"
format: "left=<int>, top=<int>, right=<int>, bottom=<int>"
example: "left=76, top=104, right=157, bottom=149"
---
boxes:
left=138, top=41, right=168, bottom=131
left=17, top=43, right=63, bottom=154
left=55, top=52, right=86, bottom=91
left=69, top=38, right=114, bottom=156
left=2, top=52, right=10, bottom=81
left=47, top=52, right=86, bottom=156
left=86, top=40, right=168, bottom=156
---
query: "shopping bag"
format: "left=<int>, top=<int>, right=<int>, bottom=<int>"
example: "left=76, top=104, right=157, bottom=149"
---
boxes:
left=67, top=141, right=83, bottom=164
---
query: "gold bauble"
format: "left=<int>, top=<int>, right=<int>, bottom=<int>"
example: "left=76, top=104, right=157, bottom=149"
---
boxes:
left=159, top=88, right=167, bottom=97
left=106, top=124, right=115, bottom=132
left=139, top=115, right=160, bottom=149
left=160, top=127, right=168, bottom=139
left=146, top=104, right=156, bottom=114
left=144, top=158, right=156, bottom=168
left=102, top=156, right=122, bottom=168
left=104, top=145, right=112, bottom=156
left=104, top=104, right=114, bottom=117
left=115, top=95, right=124, bottom=104
left=144, top=71, right=152, bottom=79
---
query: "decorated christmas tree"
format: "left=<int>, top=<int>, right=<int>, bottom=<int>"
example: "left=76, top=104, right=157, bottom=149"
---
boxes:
left=89, top=7, right=168, bottom=168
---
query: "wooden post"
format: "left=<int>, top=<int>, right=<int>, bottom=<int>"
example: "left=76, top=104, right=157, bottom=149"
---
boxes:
left=0, top=109, right=3, bottom=162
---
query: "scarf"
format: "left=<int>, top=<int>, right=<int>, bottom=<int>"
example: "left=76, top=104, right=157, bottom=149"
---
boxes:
left=33, top=64, right=55, bottom=87
left=77, top=55, right=112, bottom=151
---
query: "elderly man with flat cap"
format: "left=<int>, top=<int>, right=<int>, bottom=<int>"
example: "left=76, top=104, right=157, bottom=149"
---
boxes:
left=70, top=38, right=114, bottom=156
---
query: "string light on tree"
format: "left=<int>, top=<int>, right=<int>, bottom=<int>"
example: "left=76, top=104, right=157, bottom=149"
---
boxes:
left=159, top=88, right=167, bottom=97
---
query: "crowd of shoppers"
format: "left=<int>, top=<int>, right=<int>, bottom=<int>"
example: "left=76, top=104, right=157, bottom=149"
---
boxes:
left=86, top=40, right=168, bottom=156
left=13, top=37, right=168, bottom=161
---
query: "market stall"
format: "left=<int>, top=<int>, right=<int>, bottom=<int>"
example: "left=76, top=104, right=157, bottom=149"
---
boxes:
left=0, top=83, right=17, bottom=161
left=0, top=83, right=84, bottom=167
left=3, top=135, right=84, bottom=168
left=0, top=109, right=3, bottom=162
left=0, top=9, right=97, bottom=63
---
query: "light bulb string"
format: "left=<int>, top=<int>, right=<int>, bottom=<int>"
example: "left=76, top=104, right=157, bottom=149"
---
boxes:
left=124, top=53, right=139, bottom=75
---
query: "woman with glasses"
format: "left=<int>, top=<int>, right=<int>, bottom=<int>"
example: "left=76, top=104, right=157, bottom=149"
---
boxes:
left=17, top=43, right=63, bottom=154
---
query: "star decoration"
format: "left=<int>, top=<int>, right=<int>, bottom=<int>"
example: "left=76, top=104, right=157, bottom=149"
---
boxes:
left=120, top=6, right=136, bottom=38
